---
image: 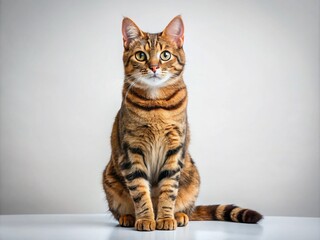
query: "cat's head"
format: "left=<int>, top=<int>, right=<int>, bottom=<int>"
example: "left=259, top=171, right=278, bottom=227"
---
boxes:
left=122, top=16, right=185, bottom=89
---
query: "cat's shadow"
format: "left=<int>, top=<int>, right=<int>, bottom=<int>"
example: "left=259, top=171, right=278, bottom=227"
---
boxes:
left=107, top=221, right=263, bottom=240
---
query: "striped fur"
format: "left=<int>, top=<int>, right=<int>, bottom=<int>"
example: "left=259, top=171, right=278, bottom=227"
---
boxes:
left=102, top=16, right=262, bottom=231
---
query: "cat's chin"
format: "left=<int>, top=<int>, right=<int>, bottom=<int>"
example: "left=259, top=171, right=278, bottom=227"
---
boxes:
left=139, top=74, right=172, bottom=88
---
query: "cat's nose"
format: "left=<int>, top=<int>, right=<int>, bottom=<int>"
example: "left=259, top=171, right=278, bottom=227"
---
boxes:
left=150, top=65, right=159, bottom=73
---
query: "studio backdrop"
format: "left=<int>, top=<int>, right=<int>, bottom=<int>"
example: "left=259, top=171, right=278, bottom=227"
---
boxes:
left=0, top=0, right=319, bottom=217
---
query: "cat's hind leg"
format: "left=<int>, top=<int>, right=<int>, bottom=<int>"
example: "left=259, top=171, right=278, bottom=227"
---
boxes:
left=119, top=214, right=135, bottom=227
left=175, top=212, right=189, bottom=227
left=103, top=162, right=135, bottom=227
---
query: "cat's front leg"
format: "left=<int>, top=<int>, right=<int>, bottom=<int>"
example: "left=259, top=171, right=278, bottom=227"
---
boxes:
left=156, top=145, right=182, bottom=230
left=120, top=144, right=156, bottom=231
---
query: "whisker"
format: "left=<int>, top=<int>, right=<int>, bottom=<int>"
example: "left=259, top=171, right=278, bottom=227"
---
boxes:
left=124, top=80, right=137, bottom=103
left=122, top=77, right=140, bottom=118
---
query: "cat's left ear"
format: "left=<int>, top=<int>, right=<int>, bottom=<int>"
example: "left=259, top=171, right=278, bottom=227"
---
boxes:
left=162, top=15, right=184, bottom=48
left=122, top=17, right=144, bottom=49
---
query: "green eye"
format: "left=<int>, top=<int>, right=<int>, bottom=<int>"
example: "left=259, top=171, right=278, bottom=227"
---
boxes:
left=135, top=51, right=147, bottom=61
left=160, top=51, right=171, bottom=61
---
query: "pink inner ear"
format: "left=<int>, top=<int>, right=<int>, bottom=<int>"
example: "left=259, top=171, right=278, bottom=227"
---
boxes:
left=163, top=16, right=184, bottom=47
left=122, top=18, right=142, bottom=48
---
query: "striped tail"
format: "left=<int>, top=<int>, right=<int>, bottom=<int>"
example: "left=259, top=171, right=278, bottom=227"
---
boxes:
left=189, top=204, right=263, bottom=224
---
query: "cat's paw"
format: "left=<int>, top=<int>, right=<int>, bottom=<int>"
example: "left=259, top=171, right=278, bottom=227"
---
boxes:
left=119, top=214, right=135, bottom=227
left=156, top=218, right=177, bottom=230
left=175, top=212, right=189, bottom=227
left=135, top=219, right=156, bottom=231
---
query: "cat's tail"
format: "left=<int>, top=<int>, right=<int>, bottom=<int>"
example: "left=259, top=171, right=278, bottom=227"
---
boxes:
left=189, top=204, right=263, bottom=224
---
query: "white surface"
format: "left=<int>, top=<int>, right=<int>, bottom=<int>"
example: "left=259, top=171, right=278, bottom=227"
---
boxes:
left=0, top=0, right=319, bottom=217
left=0, top=214, right=319, bottom=240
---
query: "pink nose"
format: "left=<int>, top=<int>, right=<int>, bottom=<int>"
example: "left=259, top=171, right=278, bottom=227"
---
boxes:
left=150, top=65, right=159, bottom=73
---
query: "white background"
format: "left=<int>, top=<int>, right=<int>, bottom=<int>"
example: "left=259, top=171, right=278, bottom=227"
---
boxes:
left=0, top=0, right=319, bottom=217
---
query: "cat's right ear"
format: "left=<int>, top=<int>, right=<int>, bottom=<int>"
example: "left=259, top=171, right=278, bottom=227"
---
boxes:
left=162, top=15, right=184, bottom=48
left=122, top=17, right=144, bottom=49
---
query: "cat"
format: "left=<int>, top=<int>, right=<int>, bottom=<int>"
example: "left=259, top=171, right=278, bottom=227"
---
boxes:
left=102, top=15, right=262, bottom=231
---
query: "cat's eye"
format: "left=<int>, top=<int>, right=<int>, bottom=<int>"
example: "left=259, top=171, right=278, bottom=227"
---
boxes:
left=135, top=51, right=147, bottom=61
left=160, top=51, right=171, bottom=61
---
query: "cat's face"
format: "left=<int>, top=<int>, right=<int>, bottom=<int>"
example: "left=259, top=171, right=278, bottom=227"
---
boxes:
left=122, top=16, right=185, bottom=89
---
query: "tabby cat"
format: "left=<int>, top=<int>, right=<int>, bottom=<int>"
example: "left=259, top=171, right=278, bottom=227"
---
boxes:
left=102, top=16, right=262, bottom=231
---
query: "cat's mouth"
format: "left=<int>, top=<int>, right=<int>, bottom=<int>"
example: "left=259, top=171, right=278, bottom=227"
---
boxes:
left=149, top=74, right=161, bottom=80
left=147, top=72, right=163, bottom=82
left=137, top=72, right=172, bottom=88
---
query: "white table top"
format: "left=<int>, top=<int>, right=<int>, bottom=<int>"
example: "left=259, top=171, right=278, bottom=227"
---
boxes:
left=0, top=213, right=319, bottom=240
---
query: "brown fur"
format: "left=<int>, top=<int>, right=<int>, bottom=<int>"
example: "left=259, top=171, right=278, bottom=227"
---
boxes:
left=102, top=16, right=262, bottom=231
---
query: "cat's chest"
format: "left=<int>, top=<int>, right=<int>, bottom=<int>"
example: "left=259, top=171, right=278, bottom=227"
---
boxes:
left=127, top=121, right=184, bottom=184
left=147, top=135, right=166, bottom=184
